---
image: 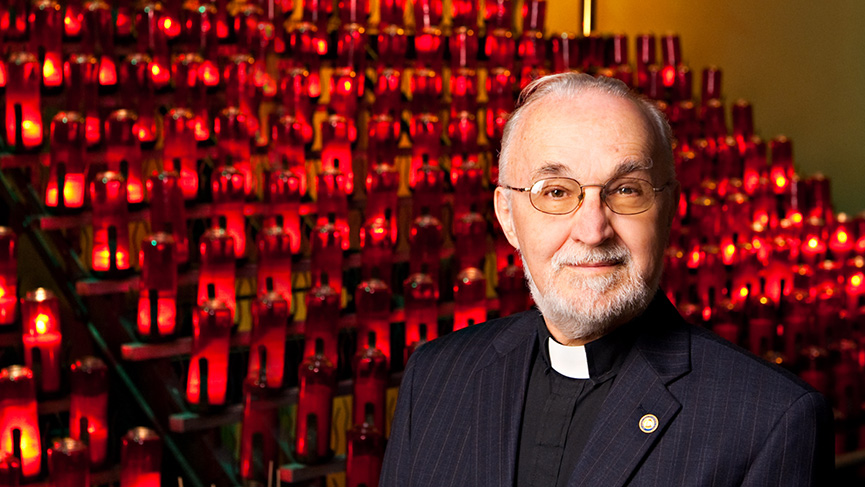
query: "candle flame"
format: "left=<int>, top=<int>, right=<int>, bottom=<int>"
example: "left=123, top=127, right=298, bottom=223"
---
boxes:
left=739, top=287, right=749, bottom=298
left=837, top=231, right=848, bottom=244
left=851, top=274, right=863, bottom=288
left=35, top=313, right=50, bottom=334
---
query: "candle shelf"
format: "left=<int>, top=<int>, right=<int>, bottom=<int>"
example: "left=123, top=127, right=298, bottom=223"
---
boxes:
left=280, top=455, right=348, bottom=484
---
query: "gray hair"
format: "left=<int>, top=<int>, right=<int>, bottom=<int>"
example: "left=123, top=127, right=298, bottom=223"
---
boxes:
left=497, top=73, right=675, bottom=186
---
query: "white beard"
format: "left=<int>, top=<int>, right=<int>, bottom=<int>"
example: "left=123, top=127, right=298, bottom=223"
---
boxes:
left=521, top=241, right=656, bottom=341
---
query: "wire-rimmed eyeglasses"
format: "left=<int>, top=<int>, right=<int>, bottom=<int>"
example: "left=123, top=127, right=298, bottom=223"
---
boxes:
left=500, top=177, right=672, bottom=215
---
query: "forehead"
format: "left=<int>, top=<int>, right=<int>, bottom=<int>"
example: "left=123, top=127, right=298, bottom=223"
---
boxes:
left=512, top=91, right=657, bottom=181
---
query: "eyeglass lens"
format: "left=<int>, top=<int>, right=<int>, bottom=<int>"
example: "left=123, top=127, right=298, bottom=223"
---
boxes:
left=528, top=177, right=657, bottom=215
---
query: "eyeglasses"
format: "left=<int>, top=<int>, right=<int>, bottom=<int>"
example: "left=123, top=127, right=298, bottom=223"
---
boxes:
left=500, top=176, right=672, bottom=215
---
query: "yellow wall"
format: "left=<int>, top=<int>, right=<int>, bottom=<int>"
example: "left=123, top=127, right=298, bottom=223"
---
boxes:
left=543, top=0, right=865, bottom=215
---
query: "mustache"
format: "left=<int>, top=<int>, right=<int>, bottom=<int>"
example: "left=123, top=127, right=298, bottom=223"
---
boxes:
left=551, top=243, right=631, bottom=271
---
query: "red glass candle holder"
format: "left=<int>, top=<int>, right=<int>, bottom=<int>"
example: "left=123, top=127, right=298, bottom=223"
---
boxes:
left=371, top=67, right=402, bottom=117
left=69, top=357, right=108, bottom=466
left=248, top=293, right=289, bottom=389
left=320, top=114, right=356, bottom=190
left=414, top=0, right=442, bottom=29
left=329, top=67, right=364, bottom=118
left=376, top=26, right=407, bottom=68
left=498, top=256, right=530, bottom=317
left=120, top=54, right=157, bottom=144
left=315, top=165, right=351, bottom=227
left=114, top=0, right=134, bottom=40
left=223, top=54, right=260, bottom=133
left=769, top=136, right=794, bottom=195
left=485, top=29, right=515, bottom=69
left=146, top=172, right=189, bottom=264
left=551, top=32, right=580, bottom=73
left=449, top=71, right=478, bottom=116
left=137, top=233, right=177, bottom=339
left=367, top=113, right=400, bottom=166
left=411, top=163, right=445, bottom=220
left=409, top=211, right=443, bottom=285
left=337, top=0, right=369, bottom=24
left=355, top=279, right=392, bottom=363
left=311, top=215, right=347, bottom=296
left=211, top=164, right=248, bottom=259
left=21, top=288, right=62, bottom=394
left=48, top=438, right=89, bottom=487
left=0, top=228, right=16, bottom=325
left=197, top=228, right=236, bottom=317
left=29, top=1, right=64, bottom=90
left=451, top=160, right=483, bottom=217
left=0, top=366, right=41, bottom=478
left=521, top=0, right=545, bottom=32
left=304, top=277, right=340, bottom=365
left=454, top=267, right=487, bottom=330
left=829, top=213, right=855, bottom=261
left=454, top=210, right=487, bottom=270
left=104, top=110, right=144, bottom=204
left=365, top=164, right=399, bottom=238
left=239, top=377, right=278, bottom=483
left=135, top=2, right=170, bottom=72
left=3, top=0, right=30, bottom=41
left=120, top=427, right=161, bottom=487
left=352, top=333, right=387, bottom=429
left=336, top=23, right=366, bottom=69
left=263, top=170, right=303, bottom=254
left=256, top=226, right=293, bottom=299
left=485, top=68, right=515, bottom=142
left=270, top=114, right=308, bottom=179
left=345, top=408, right=385, bottom=487
left=214, top=107, right=254, bottom=195
left=82, top=2, right=117, bottom=89
left=409, top=113, right=443, bottom=182
left=746, top=282, right=778, bottom=357
left=410, top=68, right=442, bottom=112
left=289, top=22, right=329, bottom=67
left=449, top=27, right=478, bottom=69
left=484, top=0, right=512, bottom=30
left=804, top=174, right=832, bottom=223
left=301, top=0, right=332, bottom=27
left=5, top=52, right=43, bottom=151
left=295, top=339, right=336, bottom=464
left=90, top=171, right=132, bottom=275
left=360, top=212, right=395, bottom=278
left=186, top=300, right=232, bottom=407
left=378, top=0, right=405, bottom=26
left=63, top=54, right=100, bottom=147
left=162, top=108, right=199, bottom=200
left=403, top=271, right=439, bottom=347
left=45, top=112, right=87, bottom=212
left=0, top=452, right=21, bottom=486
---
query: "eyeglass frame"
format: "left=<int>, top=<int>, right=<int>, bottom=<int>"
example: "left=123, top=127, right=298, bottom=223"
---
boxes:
left=499, top=176, right=674, bottom=216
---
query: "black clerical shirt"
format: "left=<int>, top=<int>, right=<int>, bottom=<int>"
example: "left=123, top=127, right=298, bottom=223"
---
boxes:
left=515, top=317, right=640, bottom=487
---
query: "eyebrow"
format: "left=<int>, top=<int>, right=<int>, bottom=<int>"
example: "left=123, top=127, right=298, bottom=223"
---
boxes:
left=529, top=159, right=654, bottom=183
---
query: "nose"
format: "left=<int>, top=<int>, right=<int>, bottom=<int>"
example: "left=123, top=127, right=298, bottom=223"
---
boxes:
left=569, top=185, right=615, bottom=246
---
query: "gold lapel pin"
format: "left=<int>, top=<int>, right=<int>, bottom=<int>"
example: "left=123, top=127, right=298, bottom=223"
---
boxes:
left=639, top=414, right=659, bottom=433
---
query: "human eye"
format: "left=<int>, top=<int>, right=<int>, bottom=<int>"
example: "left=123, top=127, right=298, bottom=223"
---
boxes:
left=535, top=180, right=574, bottom=200
left=606, top=178, right=647, bottom=197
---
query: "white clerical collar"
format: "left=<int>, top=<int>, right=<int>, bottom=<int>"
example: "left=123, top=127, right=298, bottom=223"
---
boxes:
left=547, top=338, right=591, bottom=379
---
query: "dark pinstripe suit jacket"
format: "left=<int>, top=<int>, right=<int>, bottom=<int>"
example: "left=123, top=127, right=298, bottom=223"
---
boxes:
left=381, top=292, right=834, bottom=486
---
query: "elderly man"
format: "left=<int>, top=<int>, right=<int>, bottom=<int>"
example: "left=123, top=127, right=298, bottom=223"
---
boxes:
left=381, top=73, right=833, bottom=486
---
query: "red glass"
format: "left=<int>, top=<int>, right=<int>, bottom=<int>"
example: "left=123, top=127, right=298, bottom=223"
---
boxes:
left=367, top=113, right=400, bottom=166
left=211, top=165, right=248, bottom=259
left=137, top=233, right=177, bottom=339
left=223, top=54, right=260, bottom=135
left=197, top=228, right=237, bottom=317
left=769, top=136, right=793, bottom=195
left=147, top=171, right=189, bottom=264
left=0, top=229, right=16, bottom=325
left=371, top=67, right=402, bottom=117
left=451, top=161, right=483, bottom=217
left=364, top=163, right=399, bottom=236
left=5, top=52, right=43, bottom=151
left=454, top=267, right=487, bottom=330
left=30, top=1, right=64, bottom=89
left=409, top=211, right=444, bottom=285
left=403, top=272, right=439, bottom=347
left=337, top=24, right=366, bottom=69
left=302, top=0, right=332, bottom=27
left=329, top=67, right=363, bottom=118
left=551, top=33, right=580, bottom=73
left=804, top=174, right=832, bottom=223
left=355, top=279, right=392, bottom=362
left=90, top=171, right=132, bottom=275
left=114, top=0, right=133, bottom=39
left=485, top=29, right=515, bottom=69
left=498, top=256, right=529, bottom=317
left=379, top=0, right=405, bottom=26
left=415, top=28, right=444, bottom=69
left=120, top=427, right=161, bottom=487
left=747, top=282, right=777, bottom=357
left=414, top=0, right=443, bottom=29
left=48, top=438, right=89, bottom=487
left=295, top=340, right=336, bottom=463
left=411, top=163, right=445, bottom=220
left=449, top=27, right=478, bottom=70
left=484, top=0, right=511, bottom=29
left=449, top=70, right=478, bottom=116
left=22, top=288, right=62, bottom=394
left=214, top=107, right=254, bottom=195
left=289, top=23, right=329, bottom=66
left=485, top=68, right=515, bottom=142
left=0, top=366, right=41, bottom=478
left=360, top=215, right=395, bottom=284
left=338, top=1, right=368, bottom=30
left=270, top=114, right=308, bottom=179
left=82, top=2, right=117, bottom=89
left=320, top=114, right=356, bottom=191
left=162, top=108, right=199, bottom=199
left=410, top=68, right=442, bottom=111
left=450, top=0, right=476, bottom=27
left=521, top=0, right=545, bottom=31
left=828, top=213, right=855, bottom=260
left=256, top=227, right=293, bottom=299
left=409, top=114, right=443, bottom=184
left=45, top=112, right=87, bottom=211
left=2, top=0, right=29, bottom=41
left=186, top=300, right=232, bottom=407
left=179, top=1, right=216, bottom=53
left=120, top=54, right=157, bottom=144
left=0, top=452, right=21, bottom=486
left=104, top=110, right=144, bottom=204
left=239, top=377, right=278, bottom=483
left=353, top=333, right=388, bottom=429
left=376, top=26, right=408, bottom=68
left=63, top=54, right=100, bottom=147
left=69, top=357, right=108, bottom=466
left=135, top=3, right=171, bottom=84
left=304, top=278, right=340, bottom=366
left=635, top=34, right=656, bottom=89
left=345, top=412, right=385, bottom=487
left=311, top=216, right=348, bottom=296
left=454, top=210, right=487, bottom=270
left=263, top=170, right=303, bottom=254
left=248, top=293, right=289, bottom=389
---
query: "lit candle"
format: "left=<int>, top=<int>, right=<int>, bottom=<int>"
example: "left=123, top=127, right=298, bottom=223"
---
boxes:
left=311, top=215, right=347, bottom=296
left=0, top=365, right=41, bottom=478
left=248, top=293, right=289, bottom=390
left=409, top=114, right=443, bottom=187
left=485, top=29, right=515, bottom=69
left=367, top=114, right=400, bottom=166
left=90, top=171, right=132, bottom=275
left=69, top=357, right=108, bottom=466
left=320, top=114, right=356, bottom=192
left=304, top=277, right=340, bottom=366
left=484, top=0, right=512, bottom=30
left=120, top=427, right=161, bottom=487
left=352, top=333, right=388, bottom=429
left=186, top=300, right=232, bottom=407
left=197, top=228, right=236, bottom=318
left=375, top=27, right=407, bottom=70
left=214, top=107, right=254, bottom=196
left=63, top=54, right=101, bottom=147
left=137, top=233, right=177, bottom=339
left=360, top=215, right=395, bottom=285
left=295, top=339, right=336, bottom=464
left=162, top=108, right=199, bottom=200
left=336, top=24, right=367, bottom=69
left=120, top=54, right=157, bottom=144
left=146, top=172, right=189, bottom=264
left=453, top=267, right=487, bottom=331
left=5, top=52, right=43, bottom=151
left=0, top=228, right=17, bottom=326
left=21, top=288, right=62, bottom=394
left=403, top=271, right=439, bottom=350
left=345, top=405, right=385, bottom=487
left=239, top=377, right=278, bottom=483
left=45, top=112, right=87, bottom=212
left=409, top=210, right=444, bottom=286
left=379, top=0, right=405, bottom=27
left=355, top=279, right=392, bottom=363
left=449, top=77, right=478, bottom=122
left=211, top=164, right=248, bottom=259
left=30, top=0, right=64, bottom=90
left=48, top=438, right=90, bottom=487
left=329, top=67, right=363, bottom=118
left=256, top=227, right=293, bottom=299
left=104, top=110, right=144, bottom=205
left=263, top=169, right=303, bottom=254
left=0, top=452, right=21, bottom=486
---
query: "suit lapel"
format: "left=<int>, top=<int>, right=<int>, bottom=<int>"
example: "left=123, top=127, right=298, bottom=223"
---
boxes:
left=569, top=296, right=692, bottom=487
left=472, top=312, right=538, bottom=487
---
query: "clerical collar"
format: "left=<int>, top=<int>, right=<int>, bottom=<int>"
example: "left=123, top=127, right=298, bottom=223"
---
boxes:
left=536, top=312, right=642, bottom=383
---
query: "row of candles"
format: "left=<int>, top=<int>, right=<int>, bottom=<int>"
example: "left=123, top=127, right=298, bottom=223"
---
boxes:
left=0, top=362, right=162, bottom=485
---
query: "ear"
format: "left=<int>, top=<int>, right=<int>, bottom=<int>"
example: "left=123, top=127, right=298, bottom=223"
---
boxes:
left=494, top=187, right=520, bottom=250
